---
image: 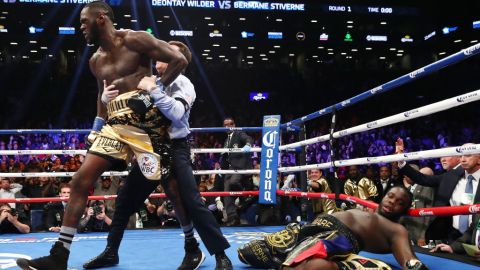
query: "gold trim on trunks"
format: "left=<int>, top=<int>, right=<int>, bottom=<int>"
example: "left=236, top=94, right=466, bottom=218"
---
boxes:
left=107, top=90, right=141, bottom=118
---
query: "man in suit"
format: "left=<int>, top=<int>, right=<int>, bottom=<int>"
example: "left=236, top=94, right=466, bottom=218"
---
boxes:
left=400, top=165, right=435, bottom=246
left=374, top=165, right=400, bottom=203
left=45, top=183, right=71, bottom=232
left=397, top=140, right=480, bottom=243
left=220, top=117, right=253, bottom=226
left=430, top=214, right=480, bottom=260
left=440, top=155, right=461, bottom=171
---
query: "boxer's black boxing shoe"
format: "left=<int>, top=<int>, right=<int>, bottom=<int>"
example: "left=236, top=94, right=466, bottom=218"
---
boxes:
left=83, top=247, right=119, bottom=269
left=17, top=241, right=69, bottom=270
left=177, top=238, right=205, bottom=270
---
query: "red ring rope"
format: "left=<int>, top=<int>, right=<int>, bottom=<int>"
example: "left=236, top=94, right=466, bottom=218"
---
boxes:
left=2, top=191, right=478, bottom=217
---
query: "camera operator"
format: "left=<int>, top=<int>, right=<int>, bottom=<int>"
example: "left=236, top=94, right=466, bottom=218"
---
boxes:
left=78, top=201, right=112, bottom=233
left=0, top=203, right=30, bottom=234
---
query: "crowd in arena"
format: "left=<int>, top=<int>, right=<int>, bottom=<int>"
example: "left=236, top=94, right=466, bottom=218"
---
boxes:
left=1, top=114, right=479, bottom=260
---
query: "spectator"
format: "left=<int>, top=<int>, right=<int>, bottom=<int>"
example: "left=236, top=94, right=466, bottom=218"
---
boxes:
left=430, top=214, right=480, bottom=260
left=22, top=174, right=56, bottom=231
left=219, top=117, right=253, bottom=226
left=156, top=199, right=179, bottom=227
left=400, top=166, right=435, bottom=246
left=306, top=169, right=337, bottom=216
left=280, top=174, right=301, bottom=223
left=78, top=201, right=112, bottom=233
left=343, top=165, right=378, bottom=209
left=0, top=203, right=30, bottom=234
left=374, top=165, right=400, bottom=203
left=397, top=140, right=480, bottom=243
left=44, top=183, right=71, bottom=232
left=440, top=155, right=461, bottom=171
left=93, top=176, right=120, bottom=213
left=0, top=177, right=23, bottom=208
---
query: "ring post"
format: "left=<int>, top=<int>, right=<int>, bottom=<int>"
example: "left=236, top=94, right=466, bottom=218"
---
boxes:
left=328, top=106, right=342, bottom=207
left=297, top=124, right=309, bottom=221
left=258, top=115, right=281, bottom=205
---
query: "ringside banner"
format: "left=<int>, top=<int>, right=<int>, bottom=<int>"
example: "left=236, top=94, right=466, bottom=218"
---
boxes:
left=259, top=115, right=281, bottom=204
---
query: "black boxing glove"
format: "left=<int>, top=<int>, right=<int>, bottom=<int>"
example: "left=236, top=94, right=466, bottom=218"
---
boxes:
left=127, top=91, right=153, bottom=115
left=237, top=239, right=282, bottom=269
left=406, top=259, right=429, bottom=270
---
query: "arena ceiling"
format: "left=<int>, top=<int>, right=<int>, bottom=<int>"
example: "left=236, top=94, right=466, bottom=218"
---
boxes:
left=0, top=0, right=478, bottom=69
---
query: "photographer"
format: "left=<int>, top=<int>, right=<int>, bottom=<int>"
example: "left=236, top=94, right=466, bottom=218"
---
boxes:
left=78, top=201, right=112, bottom=233
left=0, top=203, right=30, bottom=234
left=156, top=199, right=179, bottom=227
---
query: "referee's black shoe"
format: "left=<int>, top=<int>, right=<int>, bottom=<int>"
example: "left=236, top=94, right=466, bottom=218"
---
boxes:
left=83, top=247, right=119, bottom=269
left=215, top=252, right=233, bottom=270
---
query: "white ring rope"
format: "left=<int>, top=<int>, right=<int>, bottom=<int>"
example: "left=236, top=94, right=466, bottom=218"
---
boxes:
left=0, top=169, right=260, bottom=178
left=278, top=144, right=480, bottom=173
left=190, top=147, right=262, bottom=154
left=192, top=169, right=260, bottom=175
left=280, top=89, right=480, bottom=150
left=0, top=147, right=263, bottom=156
left=2, top=145, right=479, bottom=177
left=4, top=89, right=477, bottom=156
left=0, top=150, right=87, bottom=155
left=1, top=90, right=479, bottom=178
left=0, top=171, right=129, bottom=178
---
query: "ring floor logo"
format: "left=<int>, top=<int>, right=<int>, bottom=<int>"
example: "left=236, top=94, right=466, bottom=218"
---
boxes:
left=0, top=253, right=31, bottom=269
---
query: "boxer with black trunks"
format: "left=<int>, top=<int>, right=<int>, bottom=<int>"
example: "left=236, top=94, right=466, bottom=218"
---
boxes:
left=17, top=1, right=187, bottom=270
left=238, top=186, right=429, bottom=270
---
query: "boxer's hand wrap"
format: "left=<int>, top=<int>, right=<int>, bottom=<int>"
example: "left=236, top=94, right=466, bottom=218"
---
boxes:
left=127, top=91, right=153, bottom=116
left=86, top=117, right=105, bottom=150
left=92, top=117, right=105, bottom=132
left=406, top=259, right=429, bottom=270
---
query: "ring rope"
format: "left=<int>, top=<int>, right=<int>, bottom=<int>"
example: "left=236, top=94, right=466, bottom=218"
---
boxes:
left=2, top=191, right=479, bottom=217
left=0, top=169, right=260, bottom=178
left=280, top=89, right=480, bottom=150
left=1, top=144, right=479, bottom=177
left=282, top=43, right=480, bottom=128
left=278, top=144, right=480, bottom=173
left=0, top=126, right=265, bottom=135
left=0, top=147, right=263, bottom=156
left=4, top=90, right=477, bottom=156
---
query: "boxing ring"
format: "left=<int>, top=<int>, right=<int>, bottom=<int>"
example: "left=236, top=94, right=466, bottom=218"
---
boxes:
left=1, top=44, right=480, bottom=269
